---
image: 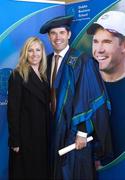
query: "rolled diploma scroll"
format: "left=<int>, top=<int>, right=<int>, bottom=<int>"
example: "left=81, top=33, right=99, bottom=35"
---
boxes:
left=58, top=136, right=93, bottom=156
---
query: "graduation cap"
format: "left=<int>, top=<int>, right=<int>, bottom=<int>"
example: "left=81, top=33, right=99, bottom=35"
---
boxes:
left=40, top=15, right=73, bottom=34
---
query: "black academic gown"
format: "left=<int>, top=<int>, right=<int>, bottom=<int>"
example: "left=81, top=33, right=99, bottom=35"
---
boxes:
left=47, top=49, right=112, bottom=180
left=8, top=68, right=50, bottom=179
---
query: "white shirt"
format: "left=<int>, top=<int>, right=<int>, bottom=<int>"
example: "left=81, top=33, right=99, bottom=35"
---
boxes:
left=50, top=45, right=69, bottom=87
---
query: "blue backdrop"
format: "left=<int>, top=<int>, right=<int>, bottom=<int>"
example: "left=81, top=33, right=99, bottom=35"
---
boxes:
left=1, top=0, right=125, bottom=179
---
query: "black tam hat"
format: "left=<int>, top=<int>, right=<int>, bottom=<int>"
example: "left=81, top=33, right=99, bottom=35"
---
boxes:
left=40, top=15, right=73, bottom=34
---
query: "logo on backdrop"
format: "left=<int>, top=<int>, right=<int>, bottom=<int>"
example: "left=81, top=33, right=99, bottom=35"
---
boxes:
left=0, top=68, right=12, bottom=106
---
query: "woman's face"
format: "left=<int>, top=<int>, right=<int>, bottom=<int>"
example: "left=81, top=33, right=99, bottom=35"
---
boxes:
left=27, top=42, right=42, bottom=67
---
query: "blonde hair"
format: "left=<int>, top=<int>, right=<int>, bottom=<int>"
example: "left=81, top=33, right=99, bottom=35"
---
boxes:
left=16, top=37, right=47, bottom=82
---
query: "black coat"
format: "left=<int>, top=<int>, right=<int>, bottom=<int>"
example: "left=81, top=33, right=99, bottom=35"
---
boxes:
left=8, top=68, right=50, bottom=179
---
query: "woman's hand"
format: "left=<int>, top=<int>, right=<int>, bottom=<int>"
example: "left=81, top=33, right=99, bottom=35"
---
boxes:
left=11, top=147, right=20, bottom=153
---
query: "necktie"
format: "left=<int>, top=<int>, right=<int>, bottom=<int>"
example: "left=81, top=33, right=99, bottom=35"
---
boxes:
left=51, top=55, right=60, bottom=114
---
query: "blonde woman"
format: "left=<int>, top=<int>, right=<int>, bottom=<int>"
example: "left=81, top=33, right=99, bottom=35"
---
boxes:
left=8, top=37, right=50, bottom=179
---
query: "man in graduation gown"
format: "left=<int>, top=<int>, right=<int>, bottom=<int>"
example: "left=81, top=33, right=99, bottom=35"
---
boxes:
left=40, top=15, right=112, bottom=180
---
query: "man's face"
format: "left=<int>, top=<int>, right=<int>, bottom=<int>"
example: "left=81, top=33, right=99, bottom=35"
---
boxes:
left=92, top=28, right=125, bottom=73
left=48, top=27, right=71, bottom=53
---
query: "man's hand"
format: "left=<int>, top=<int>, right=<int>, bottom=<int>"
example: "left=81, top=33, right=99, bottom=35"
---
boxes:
left=75, top=135, right=87, bottom=150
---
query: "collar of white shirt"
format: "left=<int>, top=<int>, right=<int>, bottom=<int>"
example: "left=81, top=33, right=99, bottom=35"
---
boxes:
left=54, top=45, right=69, bottom=58
left=50, top=45, right=69, bottom=86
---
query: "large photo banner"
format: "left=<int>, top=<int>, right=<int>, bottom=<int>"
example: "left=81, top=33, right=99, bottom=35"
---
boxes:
left=66, top=0, right=125, bottom=179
